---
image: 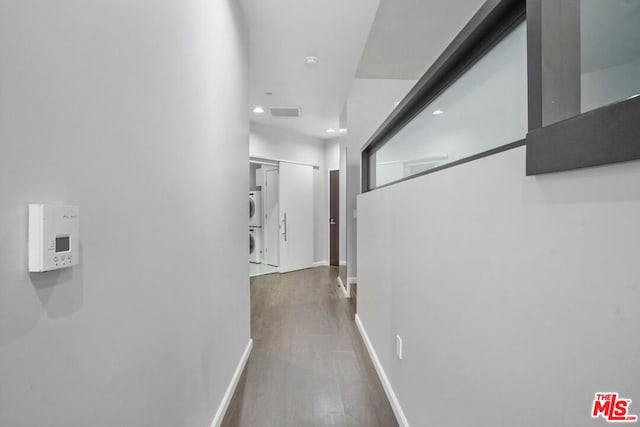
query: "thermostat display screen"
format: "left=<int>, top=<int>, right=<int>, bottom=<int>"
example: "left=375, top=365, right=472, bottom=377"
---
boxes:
left=56, top=236, right=70, bottom=253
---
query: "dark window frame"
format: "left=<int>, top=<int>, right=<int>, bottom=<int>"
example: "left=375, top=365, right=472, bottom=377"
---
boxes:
left=361, top=0, right=527, bottom=192
left=361, top=0, right=640, bottom=190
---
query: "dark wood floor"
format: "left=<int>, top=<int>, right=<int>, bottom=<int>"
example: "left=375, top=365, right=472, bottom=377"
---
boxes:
left=221, top=267, right=398, bottom=427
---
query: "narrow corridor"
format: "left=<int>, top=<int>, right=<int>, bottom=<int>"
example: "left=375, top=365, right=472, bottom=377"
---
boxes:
left=222, top=267, right=397, bottom=427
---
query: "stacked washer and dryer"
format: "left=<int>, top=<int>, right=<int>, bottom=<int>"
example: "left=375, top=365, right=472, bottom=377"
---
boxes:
left=249, top=191, right=263, bottom=263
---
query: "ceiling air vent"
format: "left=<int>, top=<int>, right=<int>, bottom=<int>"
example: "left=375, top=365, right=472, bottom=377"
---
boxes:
left=270, top=106, right=301, bottom=117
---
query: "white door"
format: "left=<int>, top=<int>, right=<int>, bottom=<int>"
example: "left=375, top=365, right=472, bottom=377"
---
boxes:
left=279, top=162, right=314, bottom=273
left=263, top=168, right=279, bottom=267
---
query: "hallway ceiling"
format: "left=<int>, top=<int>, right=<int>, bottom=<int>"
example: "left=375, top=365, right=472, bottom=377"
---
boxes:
left=239, top=0, right=380, bottom=139
left=356, top=0, right=485, bottom=80
left=240, top=0, right=486, bottom=139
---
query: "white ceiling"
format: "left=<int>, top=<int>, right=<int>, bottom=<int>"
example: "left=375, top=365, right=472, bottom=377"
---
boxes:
left=239, top=0, right=380, bottom=139
left=239, top=0, right=487, bottom=139
left=356, top=0, right=485, bottom=79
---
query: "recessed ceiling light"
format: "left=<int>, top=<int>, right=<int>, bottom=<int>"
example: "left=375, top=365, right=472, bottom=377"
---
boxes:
left=327, top=128, right=336, bottom=133
left=432, top=109, right=444, bottom=116
left=305, top=56, right=319, bottom=65
left=253, top=106, right=265, bottom=114
left=339, top=128, right=347, bottom=133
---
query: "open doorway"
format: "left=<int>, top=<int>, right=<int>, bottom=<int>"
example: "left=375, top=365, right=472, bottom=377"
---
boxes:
left=249, top=161, right=279, bottom=277
left=329, top=169, right=339, bottom=267
left=249, top=158, right=316, bottom=277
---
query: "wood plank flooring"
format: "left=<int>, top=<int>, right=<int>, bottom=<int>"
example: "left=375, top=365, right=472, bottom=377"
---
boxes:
left=221, top=267, right=398, bottom=427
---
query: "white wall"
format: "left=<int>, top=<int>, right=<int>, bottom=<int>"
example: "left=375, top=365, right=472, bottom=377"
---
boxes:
left=358, top=146, right=640, bottom=426
left=249, top=122, right=328, bottom=264
left=0, top=1, right=250, bottom=426
left=339, top=139, right=348, bottom=266
left=324, top=137, right=341, bottom=263
left=345, top=78, right=416, bottom=278
left=250, top=121, right=325, bottom=166
left=338, top=108, right=348, bottom=267
left=249, top=162, right=262, bottom=191
left=325, top=137, right=340, bottom=171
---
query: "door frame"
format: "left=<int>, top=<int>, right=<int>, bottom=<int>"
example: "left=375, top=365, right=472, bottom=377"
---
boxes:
left=327, top=168, right=339, bottom=265
left=262, top=166, right=279, bottom=268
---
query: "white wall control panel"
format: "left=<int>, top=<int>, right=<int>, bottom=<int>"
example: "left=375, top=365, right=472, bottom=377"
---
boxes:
left=29, top=204, right=79, bottom=272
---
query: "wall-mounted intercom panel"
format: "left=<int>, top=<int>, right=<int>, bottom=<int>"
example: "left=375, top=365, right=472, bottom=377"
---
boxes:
left=28, top=204, right=79, bottom=272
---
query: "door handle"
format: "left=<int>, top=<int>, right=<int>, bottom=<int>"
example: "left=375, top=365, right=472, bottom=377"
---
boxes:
left=282, top=213, right=287, bottom=242
left=330, top=219, right=336, bottom=225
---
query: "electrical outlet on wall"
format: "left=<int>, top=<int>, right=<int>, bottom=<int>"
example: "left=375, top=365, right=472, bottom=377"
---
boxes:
left=396, top=335, right=403, bottom=360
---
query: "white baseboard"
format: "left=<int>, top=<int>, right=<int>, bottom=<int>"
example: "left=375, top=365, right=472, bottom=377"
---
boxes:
left=337, top=275, right=350, bottom=298
left=210, top=339, right=253, bottom=427
left=355, top=314, right=410, bottom=427
left=347, top=276, right=357, bottom=285
left=313, top=261, right=329, bottom=267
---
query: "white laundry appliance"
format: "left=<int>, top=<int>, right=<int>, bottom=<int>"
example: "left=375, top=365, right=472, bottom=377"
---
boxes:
left=249, top=226, right=263, bottom=263
left=249, top=191, right=262, bottom=227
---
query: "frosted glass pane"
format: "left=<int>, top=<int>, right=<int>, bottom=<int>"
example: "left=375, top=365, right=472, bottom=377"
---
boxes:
left=373, top=23, right=527, bottom=188
left=581, top=0, right=640, bottom=113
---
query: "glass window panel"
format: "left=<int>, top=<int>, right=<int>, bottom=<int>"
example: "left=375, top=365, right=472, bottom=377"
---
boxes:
left=372, top=22, right=527, bottom=188
left=580, top=0, right=640, bottom=113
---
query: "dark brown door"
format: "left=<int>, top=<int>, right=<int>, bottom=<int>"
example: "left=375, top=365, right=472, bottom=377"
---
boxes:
left=329, top=170, right=339, bottom=266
